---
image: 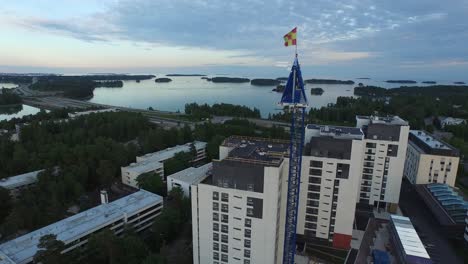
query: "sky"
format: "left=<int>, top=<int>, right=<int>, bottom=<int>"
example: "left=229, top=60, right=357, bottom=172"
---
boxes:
left=0, top=0, right=467, bottom=79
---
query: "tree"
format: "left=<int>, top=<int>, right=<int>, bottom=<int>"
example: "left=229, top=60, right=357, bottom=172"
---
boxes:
left=141, top=254, right=167, bottom=264
left=33, top=234, right=69, bottom=264
left=0, top=187, right=12, bottom=224
left=96, top=160, right=116, bottom=187
left=137, top=172, right=166, bottom=196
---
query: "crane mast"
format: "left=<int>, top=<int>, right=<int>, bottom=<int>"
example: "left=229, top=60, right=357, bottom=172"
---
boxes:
left=280, top=55, right=308, bottom=264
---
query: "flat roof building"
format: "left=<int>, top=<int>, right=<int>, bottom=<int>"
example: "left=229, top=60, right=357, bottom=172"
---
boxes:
left=0, top=190, right=163, bottom=264
left=298, top=125, right=364, bottom=250
left=121, top=160, right=164, bottom=188
left=192, top=136, right=289, bottom=264
left=388, top=215, right=432, bottom=264
left=136, top=141, right=207, bottom=164
left=0, top=170, right=44, bottom=198
left=405, top=130, right=459, bottom=187
left=356, top=115, right=410, bottom=211
left=167, top=163, right=212, bottom=197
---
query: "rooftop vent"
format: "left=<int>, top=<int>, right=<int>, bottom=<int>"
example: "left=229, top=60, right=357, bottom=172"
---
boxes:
left=268, top=144, right=272, bottom=148
left=426, top=137, right=430, bottom=141
left=418, top=131, right=422, bottom=135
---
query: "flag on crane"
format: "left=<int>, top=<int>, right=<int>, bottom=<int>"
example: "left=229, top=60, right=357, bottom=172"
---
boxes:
left=283, top=27, right=297, bottom=46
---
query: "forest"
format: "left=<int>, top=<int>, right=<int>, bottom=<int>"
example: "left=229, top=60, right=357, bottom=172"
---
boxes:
left=0, top=89, right=22, bottom=105
left=184, top=102, right=261, bottom=119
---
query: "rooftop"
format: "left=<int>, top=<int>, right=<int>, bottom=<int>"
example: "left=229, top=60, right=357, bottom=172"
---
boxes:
left=137, top=141, right=207, bottom=163
left=356, top=115, right=409, bottom=126
left=122, top=159, right=163, bottom=174
left=167, top=163, right=212, bottom=185
left=0, top=170, right=43, bottom=190
left=426, top=184, right=467, bottom=223
left=0, top=190, right=162, bottom=264
left=221, top=136, right=289, bottom=166
left=390, top=215, right=431, bottom=261
left=409, top=130, right=459, bottom=157
left=307, top=124, right=363, bottom=140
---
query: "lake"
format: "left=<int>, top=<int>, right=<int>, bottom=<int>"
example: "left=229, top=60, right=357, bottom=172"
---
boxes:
left=89, top=77, right=455, bottom=118
left=0, top=104, right=42, bottom=121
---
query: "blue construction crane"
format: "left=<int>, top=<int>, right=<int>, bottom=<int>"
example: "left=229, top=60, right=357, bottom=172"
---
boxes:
left=280, top=55, right=308, bottom=264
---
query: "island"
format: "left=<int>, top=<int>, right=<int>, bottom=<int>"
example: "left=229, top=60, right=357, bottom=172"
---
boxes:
left=211, top=77, right=250, bottom=83
left=305, top=79, right=355, bottom=85
left=454, top=82, right=466, bottom=84
left=166, top=74, right=207, bottom=77
left=251, top=79, right=280, bottom=86
left=356, top=77, right=371, bottom=80
left=354, top=85, right=468, bottom=97
left=276, top=77, right=289, bottom=81
left=310, top=88, right=324, bottom=95
left=30, top=77, right=96, bottom=98
left=272, top=85, right=285, bottom=93
left=385, top=80, right=417, bottom=84
left=155, top=78, right=172, bottom=83
left=422, top=81, right=437, bottom=84
left=201, top=77, right=212, bottom=81
left=95, top=80, right=124, bottom=87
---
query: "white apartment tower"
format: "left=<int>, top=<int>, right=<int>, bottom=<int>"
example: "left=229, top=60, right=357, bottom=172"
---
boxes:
left=191, top=136, right=289, bottom=264
left=297, top=125, right=364, bottom=250
left=356, top=115, right=410, bottom=211
left=404, top=130, right=460, bottom=186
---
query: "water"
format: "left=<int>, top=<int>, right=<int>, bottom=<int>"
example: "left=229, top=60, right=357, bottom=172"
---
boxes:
left=0, top=83, right=18, bottom=89
left=89, top=77, right=455, bottom=118
left=0, top=104, right=42, bottom=121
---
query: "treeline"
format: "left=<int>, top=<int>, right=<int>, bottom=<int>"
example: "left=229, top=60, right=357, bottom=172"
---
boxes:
left=96, top=80, right=124, bottom=87
left=185, top=102, right=261, bottom=120
left=355, top=85, right=468, bottom=98
left=30, top=78, right=96, bottom=98
left=0, top=108, right=70, bottom=130
left=0, top=89, right=22, bottom=105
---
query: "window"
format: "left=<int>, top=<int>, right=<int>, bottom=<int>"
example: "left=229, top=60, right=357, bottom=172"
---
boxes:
left=221, top=214, right=228, bottom=223
left=213, top=212, right=219, bottom=221
left=221, top=254, right=228, bottom=262
left=307, top=200, right=319, bottom=207
left=213, top=242, right=219, bottom=251
left=307, top=192, right=320, bottom=200
left=213, top=233, right=219, bottom=241
left=244, top=249, right=251, bottom=258
left=213, top=223, right=219, bottom=232
left=308, top=184, right=321, bottom=192
left=366, top=142, right=376, bottom=148
left=309, top=177, right=321, bottom=184
left=221, top=224, right=228, bottom=233
left=221, top=234, right=228, bottom=243
left=246, top=208, right=254, bottom=217
left=245, top=218, right=252, bottom=228
left=244, top=239, right=251, bottom=248
left=305, top=222, right=317, bottom=230
left=245, top=229, right=251, bottom=238
left=213, top=192, right=219, bottom=200
left=221, top=244, right=228, bottom=253
left=213, top=202, right=219, bottom=211
left=247, top=197, right=254, bottom=206
left=221, top=193, right=229, bottom=202
left=244, top=260, right=251, bottom=264
left=221, top=204, right=228, bottom=213
left=310, top=160, right=323, bottom=168
left=213, top=252, right=219, bottom=260
left=309, top=169, right=322, bottom=176
left=306, top=208, right=318, bottom=215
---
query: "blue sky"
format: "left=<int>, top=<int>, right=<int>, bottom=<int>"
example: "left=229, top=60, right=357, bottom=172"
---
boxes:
left=1, top=0, right=467, bottom=79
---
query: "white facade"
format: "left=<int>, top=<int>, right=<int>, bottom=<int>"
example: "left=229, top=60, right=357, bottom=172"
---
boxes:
left=167, top=163, right=212, bottom=197
left=136, top=141, right=207, bottom=164
left=0, top=190, right=163, bottom=264
left=439, top=117, right=466, bottom=128
left=0, top=170, right=44, bottom=198
left=404, top=130, right=460, bottom=187
left=68, top=108, right=118, bottom=118
left=192, top=136, right=289, bottom=264
left=356, top=115, right=409, bottom=209
left=297, top=125, right=364, bottom=249
left=121, top=160, right=163, bottom=188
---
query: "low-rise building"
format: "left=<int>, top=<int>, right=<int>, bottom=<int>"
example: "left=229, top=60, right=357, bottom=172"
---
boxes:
left=0, top=170, right=44, bottom=198
left=404, top=130, right=460, bottom=186
left=388, top=215, right=432, bottom=264
left=136, top=141, right=207, bottom=164
left=416, top=183, right=467, bottom=239
left=464, top=211, right=468, bottom=245
left=68, top=108, right=118, bottom=118
left=0, top=190, right=163, bottom=264
left=167, top=163, right=212, bottom=197
left=439, top=116, right=466, bottom=128
left=121, top=160, right=163, bottom=188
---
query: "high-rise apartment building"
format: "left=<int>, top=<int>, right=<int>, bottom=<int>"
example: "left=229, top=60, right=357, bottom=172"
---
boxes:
left=356, top=115, right=409, bottom=210
left=191, top=136, right=289, bottom=264
left=297, top=125, right=364, bottom=250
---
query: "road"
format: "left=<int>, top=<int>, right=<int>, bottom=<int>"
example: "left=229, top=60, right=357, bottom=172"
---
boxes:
left=399, top=179, right=463, bottom=264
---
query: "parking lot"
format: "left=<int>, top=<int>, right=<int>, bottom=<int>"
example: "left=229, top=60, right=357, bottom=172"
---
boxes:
left=399, top=179, right=462, bottom=264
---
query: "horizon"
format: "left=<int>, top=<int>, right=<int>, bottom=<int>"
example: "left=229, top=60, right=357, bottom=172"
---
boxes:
left=0, top=1, right=467, bottom=79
